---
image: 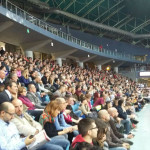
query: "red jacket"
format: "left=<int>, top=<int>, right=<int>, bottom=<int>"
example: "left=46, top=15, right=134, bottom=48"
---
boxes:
left=71, top=134, right=85, bottom=148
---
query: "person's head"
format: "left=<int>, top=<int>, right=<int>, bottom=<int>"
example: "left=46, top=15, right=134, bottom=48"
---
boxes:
left=0, top=102, right=15, bottom=122
left=98, top=110, right=110, bottom=122
left=78, top=118, right=98, bottom=139
left=94, top=92, right=100, bottom=100
left=59, top=85, right=66, bottom=93
left=95, top=118, right=108, bottom=143
left=85, top=94, right=92, bottom=102
left=22, top=69, right=29, bottom=79
left=76, top=85, right=81, bottom=91
left=18, top=86, right=27, bottom=96
left=30, top=71, right=36, bottom=77
left=80, top=95, right=88, bottom=105
left=0, top=65, right=6, bottom=72
left=44, top=72, right=49, bottom=77
left=35, top=76, right=42, bottom=83
left=71, top=86, right=76, bottom=94
left=0, top=70, right=6, bottom=79
left=5, top=80, right=18, bottom=95
left=105, top=101, right=112, bottom=110
left=55, top=97, right=68, bottom=111
left=12, top=99, right=23, bottom=116
left=28, top=84, right=36, bottom=93
left=54, top=78, right=60, bottom=84
left=9, top=73, right=18, bottom=82
left=108, top=107, right=118, bottom=118
left=45, top=100, right=61, bottom=117
left=114, top=99, right=118, bottom=106
left=65, top=94, right=74, bottom=105
left=118, top=99, right=125, bottom=107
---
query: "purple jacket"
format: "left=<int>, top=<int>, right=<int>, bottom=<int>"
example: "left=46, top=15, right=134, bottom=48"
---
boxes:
left=18, top=95, right=35, bottom=110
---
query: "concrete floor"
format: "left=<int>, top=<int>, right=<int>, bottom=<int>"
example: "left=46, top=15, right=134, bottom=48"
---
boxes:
left=130, top=104, right=150, bottom=150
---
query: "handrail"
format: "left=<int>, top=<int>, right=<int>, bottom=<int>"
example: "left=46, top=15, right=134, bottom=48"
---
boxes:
left=0, top=0, right=144, bottom=62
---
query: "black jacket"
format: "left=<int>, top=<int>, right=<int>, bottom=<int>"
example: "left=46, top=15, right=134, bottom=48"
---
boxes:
left=0, top=90, right=12, bottom=104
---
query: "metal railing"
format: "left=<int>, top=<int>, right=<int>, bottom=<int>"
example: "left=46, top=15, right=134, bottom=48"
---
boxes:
left=0, top=0, right=143, bottom=62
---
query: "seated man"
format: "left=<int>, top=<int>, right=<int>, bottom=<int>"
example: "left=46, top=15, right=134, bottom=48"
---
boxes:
left=26, top=84, right=45, bottom=109
left=11, top=99, right=70, bottom=150
left=108, top=107, right=134, bottom=139
left=71, top=118, right=99, bottom=149
left=53, top=85, right=66, bottom=98
left=0, top=80, right=18, bottom=104
left=0, top=102, right=34, bottom=150
left=98, top=110, right=129, bottom=150
left=108, top=108, right=134, bottom=145
left=30, top=76, right=50, bottom=104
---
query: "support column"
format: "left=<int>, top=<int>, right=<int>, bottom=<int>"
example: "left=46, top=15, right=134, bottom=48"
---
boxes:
left=98, top=65, right=102, bottom=71
left=56, top=58, right=62, bottom=67
left=114, top=67, right=118, bottom=73
left=25, top=51, right=33, bottom=59
left=78, top=61, right=84, bottom=68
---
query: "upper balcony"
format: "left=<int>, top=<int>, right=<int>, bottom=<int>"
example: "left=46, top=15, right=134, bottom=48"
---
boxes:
left=0, top=0, right=147, bottom=64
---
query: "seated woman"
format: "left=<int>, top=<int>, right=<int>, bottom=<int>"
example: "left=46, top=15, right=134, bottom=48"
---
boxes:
left=19, top=69, right=30, bottom=87
left=93, top=92, right=104, bottom=107
left=39, top=100, right=72, bottom=149
left=80, top=95, right=97, bottom=118
left=104, top=101, right=112, bottom=110
left=18, top=86, right=43, bottom=121
left=18, top=86, right=35, bottom=110
left=80, top=95, right=91, bottom=117
left=94, top=118, right=109, bottom=150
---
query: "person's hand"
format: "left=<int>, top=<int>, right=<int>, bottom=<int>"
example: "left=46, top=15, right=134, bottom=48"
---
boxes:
left=116, top=117, right=122, bottom=124
left=65, top=109, right=71, bottom=114
left=34, top=129, right=39, bottom=135
left=72, top=125, right=78, bottom=131
left=131, top=114, right=135, bottom=119
left=40, top=93, right=46, bottom=97
left=63, top=127, right=72, bottom=134
left=122, top=143, right=130, bottom=149
left=25, top=135, right=35, bottom=146
left=127, top=134, right=134, bottom=139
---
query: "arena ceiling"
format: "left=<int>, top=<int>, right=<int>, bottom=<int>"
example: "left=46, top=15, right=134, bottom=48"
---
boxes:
left=11, top=0, right=150, bottom=48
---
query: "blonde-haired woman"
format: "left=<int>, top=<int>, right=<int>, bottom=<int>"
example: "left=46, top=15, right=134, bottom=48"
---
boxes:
left=19, top=69, right=30, bottom=87
left=39, top=100, right=70, bottom=150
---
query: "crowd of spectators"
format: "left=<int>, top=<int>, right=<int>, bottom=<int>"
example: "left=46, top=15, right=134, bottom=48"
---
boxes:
left=0, top=49, right=148, bottom=150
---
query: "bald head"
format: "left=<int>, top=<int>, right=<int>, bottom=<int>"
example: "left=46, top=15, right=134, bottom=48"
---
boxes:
left=0, top=102, right=14, bottom=112
left=0, top=102, right=15, bottom=122
left=108, top=107, right=118, bottom=118
left=98, top=109, right=110, bottom=122
left=12, top=99, right=23, bottom=116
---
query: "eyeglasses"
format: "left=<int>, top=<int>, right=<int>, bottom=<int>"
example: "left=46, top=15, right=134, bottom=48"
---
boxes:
left=5, top=111, right=15, bottom=116
left=90, top=126, right=98, bottom=130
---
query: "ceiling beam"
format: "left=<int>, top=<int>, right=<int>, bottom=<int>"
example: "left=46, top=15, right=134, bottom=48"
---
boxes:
left=76, top=0, right=94, bottom=14
left=101, top=5, right=125, bottom=23
left=113, top=15, right=130, bottom=27
left=63, top=0, right=76, bottom=11
left=130, top=20, right=150, bottom=33
left=81, top=0, right=105, bottom=18
left=94, top=0, right=124, bottom=22
left=117, top=17, right=134, bottom=29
